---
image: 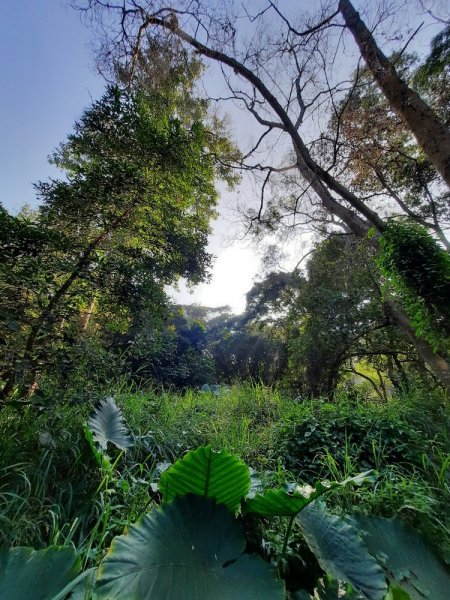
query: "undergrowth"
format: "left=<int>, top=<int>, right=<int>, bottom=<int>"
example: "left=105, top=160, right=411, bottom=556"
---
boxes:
left=0, top=382, right=448, bottom=565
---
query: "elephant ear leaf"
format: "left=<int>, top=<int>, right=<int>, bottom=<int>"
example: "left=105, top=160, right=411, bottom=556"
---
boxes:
left=0, top=546, right=81, bottom=600
left=88, top=396, right=133, bottom=451
left=354, top=516, right=450, bottom=600
left=296, top=502, right=387, bottom=600
left=95, top=494, right=284, bottom=600
left=159, top=445, right=250, bottom=513
left=244, top=470, right=376, bottom=517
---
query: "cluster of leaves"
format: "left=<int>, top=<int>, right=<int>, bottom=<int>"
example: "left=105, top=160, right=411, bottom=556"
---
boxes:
left=124, top=306, right=215, bottom=389
left=274, top=393, right=450, bottom=557
left=205, top=312, right=287, bottom=385
left=379, top=220, right=450, bottom=350
left=0, top=42, right=238, bottom=402
left=1, top=398, right=449, bottom=599
left=237, top=234, right=422, bottom=398
left=279, top=413, right=427, bottom=480
left=320, top=40, right=449, bottom=245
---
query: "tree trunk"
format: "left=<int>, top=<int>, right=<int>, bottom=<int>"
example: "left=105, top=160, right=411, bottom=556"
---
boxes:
left=385, top=300, right=450, bottom=390
left=146, top=15, right=450, bottom=392
left=339, top=0, right=450, bottom=187
left=0, top=203, right=137, bottom=407
left=80, top=297, right=97, bottom=333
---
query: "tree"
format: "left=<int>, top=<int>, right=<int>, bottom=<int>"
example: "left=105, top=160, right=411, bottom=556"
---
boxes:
left=205, top=310, right=287, bottom=384
left=338, top=0, right=450, bottom=187
left=72, top=0, right=450, bottom=390
left=121, top=305, right=215, bottom=389
left=245, top=236, right=422, bottom=397
left=322, top=54, right=449, bottom=249
left=0, top=74, right=234, bottom=402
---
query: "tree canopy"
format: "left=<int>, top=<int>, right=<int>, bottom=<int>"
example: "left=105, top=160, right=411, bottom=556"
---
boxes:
left=0, top=49, right=236, bottom=402
left=69, top=0, right=450, bottom=390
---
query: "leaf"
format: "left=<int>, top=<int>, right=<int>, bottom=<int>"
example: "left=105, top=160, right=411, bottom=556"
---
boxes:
left=296, top=502, right=387, bottom=600
left=244, top=471, right=376, bottom=517
left=159, top=445, right=250, bottom=513
left=385, top=585, right=411, bottom=600
left=354, top=516, right=450, bottom=600
left=87, top=397, right=133, bottom=451
left=95, top=494, right=284, bottom=600
left=84, top=426, right=113, bottom=476
left=247, top=467, right=264, bottom=499
left=0, top=546, right=81, bottom=600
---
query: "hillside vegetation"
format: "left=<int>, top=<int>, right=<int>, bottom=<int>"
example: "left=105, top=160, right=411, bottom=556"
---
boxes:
left=1, top=1, right=449, bottom=598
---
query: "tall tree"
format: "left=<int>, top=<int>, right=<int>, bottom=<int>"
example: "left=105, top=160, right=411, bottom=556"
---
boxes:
left=72, top=0, right=450, bottom=389
left=322, top=54, right=449, bottom=249
left=338, top=0, right=450, bottom=187
left=0, top=75, right=235, bottom=402
left=245, top=236, right=421, bottom=397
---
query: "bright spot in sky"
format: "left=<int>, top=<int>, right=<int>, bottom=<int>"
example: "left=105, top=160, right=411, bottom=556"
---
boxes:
left=170, top=245, right=260, bottom=314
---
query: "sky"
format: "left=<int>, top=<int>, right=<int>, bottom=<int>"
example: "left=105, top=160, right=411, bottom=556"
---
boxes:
left=0, top=1, right=103, bottom=211
left=1, top=1, right=443, bottom=313
left=0, top=0, right=264, bottom=313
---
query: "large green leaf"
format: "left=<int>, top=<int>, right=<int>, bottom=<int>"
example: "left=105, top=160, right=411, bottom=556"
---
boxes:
left=244, top=471, right=376, bottom=517
left=95, top=494, right=284, bottom=600
left=87, top=396, right=133, bottom=451
left=354, top=516, right=450, bottom=600
left=296, top=503, right=387, bottom=600
left=159, top=445, right=250, bottom=513
left=0, top=546, right=81, bottom=600
left=84, top=426, right=114, bottom=476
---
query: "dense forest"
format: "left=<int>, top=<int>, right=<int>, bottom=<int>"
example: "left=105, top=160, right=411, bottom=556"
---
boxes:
left=0, top=1, right=449, bottom=598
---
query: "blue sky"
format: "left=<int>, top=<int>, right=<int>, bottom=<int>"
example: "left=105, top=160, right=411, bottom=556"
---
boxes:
left=2, top=2, right=441, bottom=312
left=0, top=1, right=104, bottom=213
left=0, top=1, right=256, bottom=311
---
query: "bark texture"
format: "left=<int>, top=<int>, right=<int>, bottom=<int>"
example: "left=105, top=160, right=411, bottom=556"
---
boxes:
left=385, top=300, right=450, bottom=390
left=339, top=0, right=450, bottom=188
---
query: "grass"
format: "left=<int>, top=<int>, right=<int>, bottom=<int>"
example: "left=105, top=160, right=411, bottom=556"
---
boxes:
left=121, top=383, right=294, bottom=466
left=0, top=381, right=448, bottom=564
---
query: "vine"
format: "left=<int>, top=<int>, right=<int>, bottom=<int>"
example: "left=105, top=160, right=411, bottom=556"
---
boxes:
left=378, top=220, right=450, bottom=352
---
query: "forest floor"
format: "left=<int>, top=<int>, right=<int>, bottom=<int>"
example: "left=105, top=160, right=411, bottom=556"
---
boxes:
left=1, top=382, right=449, bottom=571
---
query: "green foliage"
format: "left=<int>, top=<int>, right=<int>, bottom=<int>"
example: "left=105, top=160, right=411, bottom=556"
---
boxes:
left=325, top=45, right=449, bottom=239
left=413, top=25, right=450, bottom=123
left=279, top=401, right=429, bottom=479
left=96, top=494, right=284, bottom=600
left=87, top=397, right=134, bottom=451
left=206, top=310, right=287, bottom=386
left=243, top=235, right=417, bottom=398
left=159, top=445, right=250, bottom=513
left=1, top=50, right=236, bottom=400
left=4, top=435, right=448, bottom=598
left=297, top=502, right=387, bottom=600
left=355, top=516, right=450, bottom=600
left=126, top=305, right=216, bottom=389
left=385, top=585, right=412, bottom=600
left=244, top=471, right=376, bottom=517
left=84, top=426, right=113, bottom=475
left=0, top=384, right=448, bottom=598
left=0, top=546, right=81, bottom=600
left=379, top=220, right=450, bottom=349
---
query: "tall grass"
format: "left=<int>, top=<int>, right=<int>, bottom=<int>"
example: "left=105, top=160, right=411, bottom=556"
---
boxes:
left=0, top=381, right=448, bottom=560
